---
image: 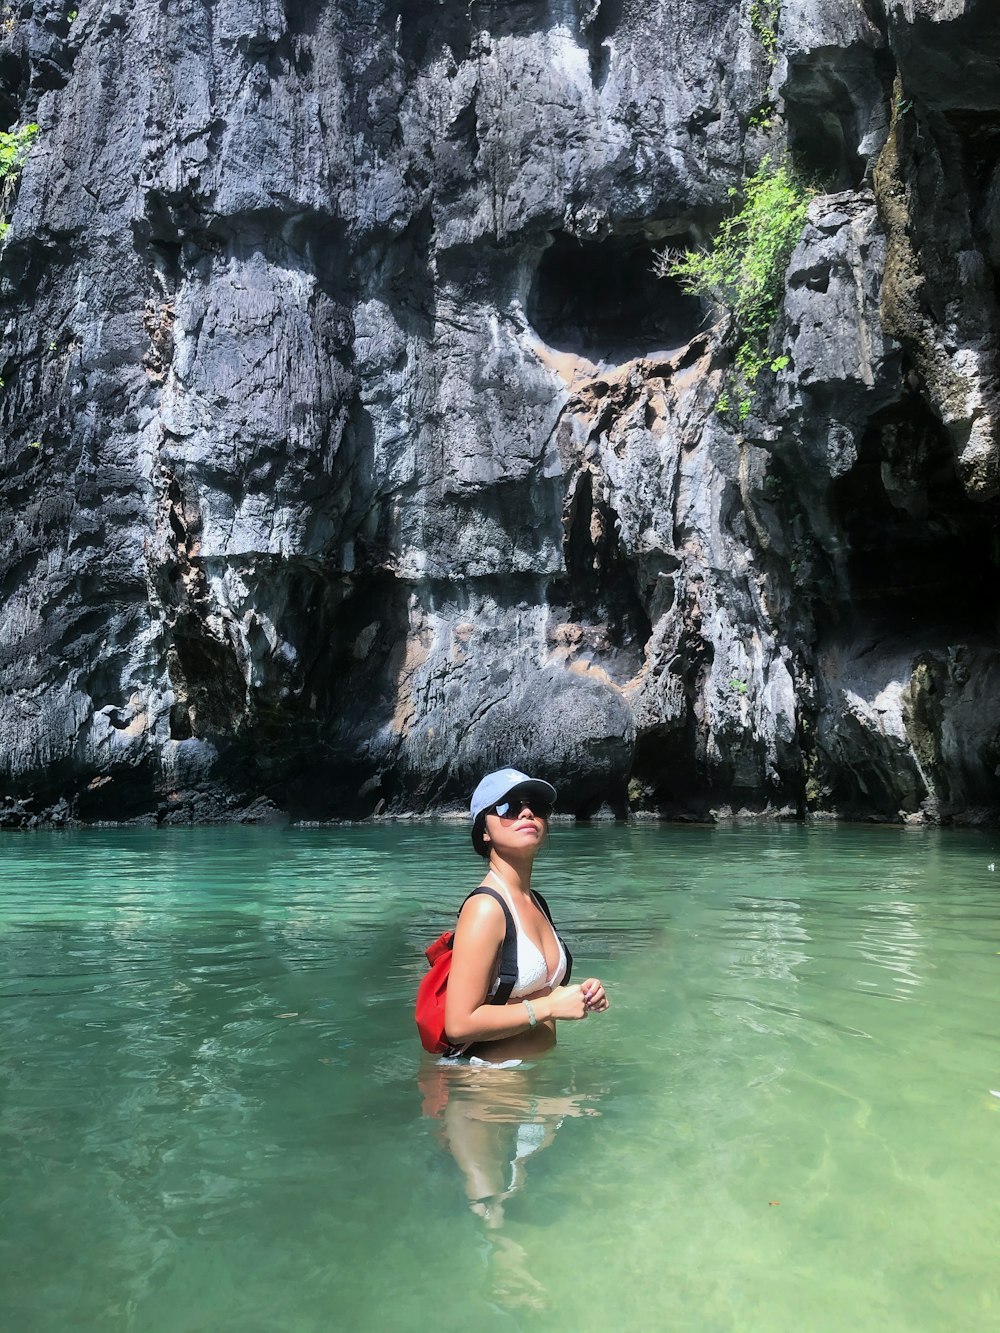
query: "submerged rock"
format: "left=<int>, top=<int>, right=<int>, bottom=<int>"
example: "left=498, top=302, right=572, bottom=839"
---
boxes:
left=0, top=0, right=998, bottom=824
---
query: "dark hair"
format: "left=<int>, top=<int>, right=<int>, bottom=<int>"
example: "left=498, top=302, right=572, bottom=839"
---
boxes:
left=471, top=813, right=489, bottom=858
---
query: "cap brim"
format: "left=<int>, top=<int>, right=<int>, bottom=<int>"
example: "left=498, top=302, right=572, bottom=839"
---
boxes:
left=498, top=778, right=557, bottom=807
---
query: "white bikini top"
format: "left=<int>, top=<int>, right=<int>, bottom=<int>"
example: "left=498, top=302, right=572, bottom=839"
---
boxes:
left=485, top=873, right=568, bottom=1000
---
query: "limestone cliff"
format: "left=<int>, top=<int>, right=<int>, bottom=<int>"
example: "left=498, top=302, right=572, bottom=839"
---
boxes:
left=1, top=0, right=998, bottom=825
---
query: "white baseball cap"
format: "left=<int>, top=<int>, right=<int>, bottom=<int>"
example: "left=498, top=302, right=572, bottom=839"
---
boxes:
left=469, top=768, right=557, bottom=822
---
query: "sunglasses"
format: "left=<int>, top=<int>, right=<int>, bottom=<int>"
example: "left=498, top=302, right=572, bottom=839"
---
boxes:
left=490, top=794, right=553, bottom=821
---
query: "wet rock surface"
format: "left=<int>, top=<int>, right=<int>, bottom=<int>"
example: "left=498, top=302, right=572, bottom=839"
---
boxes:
left=1, top=0, right=999, bottom=825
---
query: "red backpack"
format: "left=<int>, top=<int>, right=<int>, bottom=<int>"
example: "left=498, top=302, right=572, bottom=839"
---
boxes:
left=414, top=886, right=571, bottom=1055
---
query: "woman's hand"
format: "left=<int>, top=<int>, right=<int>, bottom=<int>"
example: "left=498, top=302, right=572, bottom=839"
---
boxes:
left=543, top=979, right=609, bottom=1021
left=580, top=978, right=609, bottom=1013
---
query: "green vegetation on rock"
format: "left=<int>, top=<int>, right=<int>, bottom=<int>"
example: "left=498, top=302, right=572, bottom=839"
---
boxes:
left=749, top=0, right=781, bottom=63
left=0, top=121, right=39, bottom=239
left=655, top=157, right=810, bottom=420
left=0, top=122, right=38, bottom=179
left=0, top=122, right=39, bottom=387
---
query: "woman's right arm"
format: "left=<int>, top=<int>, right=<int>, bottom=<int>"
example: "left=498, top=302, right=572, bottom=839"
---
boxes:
left=443, top=896, right=596, bottom=1046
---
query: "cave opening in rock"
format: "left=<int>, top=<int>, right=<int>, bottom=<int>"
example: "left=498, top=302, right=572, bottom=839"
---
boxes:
left=527, top=231, right=704, bottom=361
left=783, top=51, right=894, bottom=190
left=830, top=393, right=1000, bottom=635
left=390, top=0, right=473, bottom=68
left=629, top=720, right=704, bottom=815
left=583, top=0, right=624, bottom=87
left=0, top=55, right=23, bottom=130
left=943, top=109, right=1000, bottom=308
left=789, top=88, right=864, bottom=191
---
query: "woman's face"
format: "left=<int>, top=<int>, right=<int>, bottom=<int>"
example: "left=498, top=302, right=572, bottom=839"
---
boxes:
left=483, top=790, right=550, bottom=858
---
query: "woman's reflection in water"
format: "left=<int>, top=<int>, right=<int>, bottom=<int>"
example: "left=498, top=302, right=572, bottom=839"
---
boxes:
left=419, top=1059, right=603, bottom=1311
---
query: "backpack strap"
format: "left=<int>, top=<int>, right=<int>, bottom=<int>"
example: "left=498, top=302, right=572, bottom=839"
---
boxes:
left=529, top=889, right=573, bottom=986
left=459, top=886, right=519, bottom=1006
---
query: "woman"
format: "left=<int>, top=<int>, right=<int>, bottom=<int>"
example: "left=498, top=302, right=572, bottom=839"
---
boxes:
left=443, top=766, right=609, bottom=1063
left=421, top=768, right=609, bottom=1307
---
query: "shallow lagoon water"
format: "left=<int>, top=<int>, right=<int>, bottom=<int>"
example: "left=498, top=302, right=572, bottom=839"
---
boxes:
left=2, top=822, right=999, bottom=1332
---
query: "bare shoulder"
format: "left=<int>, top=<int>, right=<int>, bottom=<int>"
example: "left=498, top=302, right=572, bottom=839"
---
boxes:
left=455, top=888, right=506, bottom=936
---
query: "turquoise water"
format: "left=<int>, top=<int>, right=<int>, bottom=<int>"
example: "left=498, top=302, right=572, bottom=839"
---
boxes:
left=2, top=822, right=999, bottom=1332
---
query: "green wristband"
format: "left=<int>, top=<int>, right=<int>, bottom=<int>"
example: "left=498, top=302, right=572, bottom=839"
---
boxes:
left=524, top=999, right=537, bottom=1029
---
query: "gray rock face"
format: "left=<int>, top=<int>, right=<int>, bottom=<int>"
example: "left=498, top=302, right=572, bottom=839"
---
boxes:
left=1, top=0, right=999, bottom=825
